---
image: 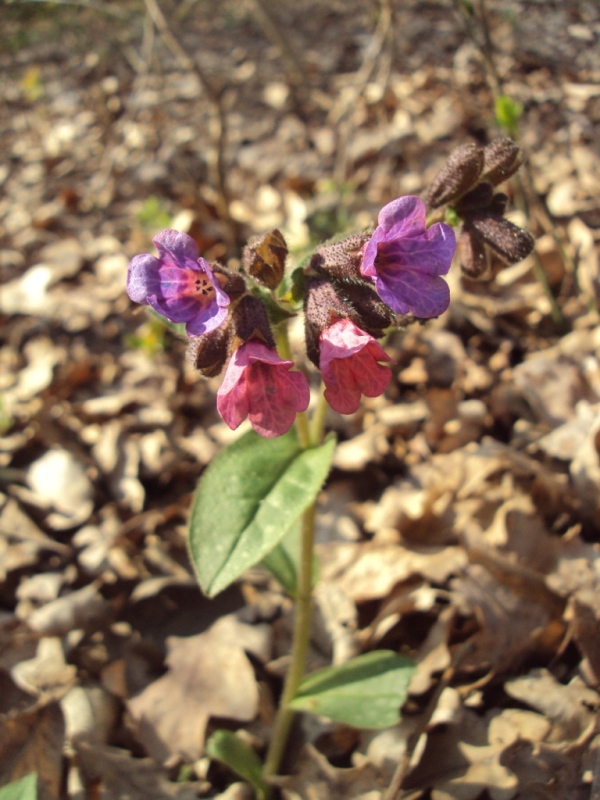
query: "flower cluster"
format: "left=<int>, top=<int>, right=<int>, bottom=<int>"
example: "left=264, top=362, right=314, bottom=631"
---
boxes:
left=126, top=194, right=457, bottom=437
left=425, top=138, right=534, bottom=280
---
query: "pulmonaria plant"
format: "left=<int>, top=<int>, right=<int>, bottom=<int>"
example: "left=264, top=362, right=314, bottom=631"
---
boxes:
left=125, top=138, right=535, bottom=788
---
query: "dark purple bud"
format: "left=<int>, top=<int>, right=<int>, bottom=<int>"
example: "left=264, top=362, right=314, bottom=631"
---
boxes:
left=242, top=229, right=288, bottom=289
left=458, top=229, right=491, bottom=280
left=304, top=277, right=351, bottom=366
left=308, top=232, right=371, bottom=280
left=481, top=138, right=523, bottom=187
left=212, top=264, right=247, bottom=299
left=338, top=280, right=395, bottom=335
left=425, top=143, right=485, bottom=208
left=454, top=182, right=495, bottom=214
left=232, top=294, right=276, bottom=349
left=466, top=214, right=535, bottom=264
left=488, top=192, right=508, bottom=216
left=187, top=324, right=232, bottom=378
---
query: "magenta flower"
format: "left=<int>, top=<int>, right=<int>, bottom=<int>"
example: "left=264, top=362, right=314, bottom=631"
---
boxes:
left=360, top=196, right=456, bottom=318
left=320, top=319, right=393, bottom=415
left=217, top=342, right=310, bottom=438
left=127, top=229, right=230, bottom=337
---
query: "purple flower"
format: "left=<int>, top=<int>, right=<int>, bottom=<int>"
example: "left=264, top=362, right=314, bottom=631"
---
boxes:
left=320, top=319, right=393, bottom=415
left=360, top=196, right=456, bottom=318
left=217, top=342, right=310, bottom=438
left=127, top=229, right=230, bottom=337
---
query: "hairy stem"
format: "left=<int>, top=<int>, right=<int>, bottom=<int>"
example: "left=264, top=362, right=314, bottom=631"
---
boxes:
left=263, top=501, right=316, bottom=783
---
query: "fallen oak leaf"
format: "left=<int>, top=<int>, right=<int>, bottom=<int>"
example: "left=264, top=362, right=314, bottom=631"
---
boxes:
left=127, top=615, right=270, bottom=765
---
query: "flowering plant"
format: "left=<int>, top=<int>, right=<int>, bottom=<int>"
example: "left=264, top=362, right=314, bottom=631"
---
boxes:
left=126, top=139, right=532, bottom=793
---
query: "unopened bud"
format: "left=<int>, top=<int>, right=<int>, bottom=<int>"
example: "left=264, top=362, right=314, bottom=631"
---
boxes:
left=425, top=143, right=484, bottom=208
left=308, top=232, right=370, bottom=280
left=458, top=229, right=491, bottom=280
left=232, top=295, right=276, bottom=349
left=454, top=182, right=494, bottom=214
left=481, top=138, right=523, bottom=186
left=339, top=280, right=394, bottom=334
left=304, top=277, right=351, bottom=366
left=466, top=214, right=535, bottom=264
left=187, top=325, right=232, bottom=378
left=212, top=264, right=247, bottom=299
left=242, top=229, right=288, bottom=289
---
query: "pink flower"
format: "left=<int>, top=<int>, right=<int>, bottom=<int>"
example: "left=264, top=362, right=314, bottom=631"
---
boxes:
left=320, top=319, right=393, bottom=414
left=360, top=196, right=456, bottom=318
left=217, top=342, right=310, bottom=438
left=127, top=229, right=230, bottom=336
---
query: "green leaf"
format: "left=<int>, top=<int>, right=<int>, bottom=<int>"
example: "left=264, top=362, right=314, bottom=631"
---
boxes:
left=188, top=430, right=335, bottom=597
left=261, top=521, right=319, bottom=596
left=206, top=730, right=266, bottom=799
left=0, top=774, right=38, bottom=800
left=289, top=651, right=416, bottom=729
left=495, top=95, right=522, bottom=137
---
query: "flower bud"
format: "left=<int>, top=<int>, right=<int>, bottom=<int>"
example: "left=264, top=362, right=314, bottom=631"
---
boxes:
left=212, top=264, right=247, bottom=299
left=454, top=182, right=494, bottom=214
left=425, top=143, right=485, bottom=208
left=458, top=229, right=491, bottom=280
left=338, top=280, right=395, bottom=334
left=304, top=277, right=350, bottom=366
left=308, top=232, right=370, bottom=281
left=465, top=214, right=535, bottom=264
left=187, top=324, right=232, bottom=378
left=232, top=294, right=276, bottom=349
left=481, top=138, right=523, bottom=187
left=242, top=229, right=287, bottom=289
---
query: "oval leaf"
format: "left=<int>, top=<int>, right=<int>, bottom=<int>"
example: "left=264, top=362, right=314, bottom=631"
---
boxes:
left=188, top=430, right=335, bottom=597
left=289, top=650, right=416, bottom=729
left=0, top=774, right=38, bottom=800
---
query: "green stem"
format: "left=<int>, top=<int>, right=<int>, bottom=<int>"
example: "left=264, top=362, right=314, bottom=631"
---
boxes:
left=263, top=500, right=316, bottom=783
left=309, top=385, right=329, bottom=446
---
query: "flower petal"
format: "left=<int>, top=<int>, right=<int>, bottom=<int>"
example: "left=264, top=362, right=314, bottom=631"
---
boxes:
left=153, top=229, right=199, bottom=266
left=375, top=268, right=450, bottom=317
left=127, top=254, right=161, bottom=304
left=217, top=342, right=309, bottom=438
left=377, top=196, right=426, bottom=238
left=320, top=320, right=393, bottom=414
left=377, top=221, right=456, bottom=275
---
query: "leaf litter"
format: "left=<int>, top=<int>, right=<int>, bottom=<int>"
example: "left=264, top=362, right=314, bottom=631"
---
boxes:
left=1, top=0, right=600, bottom=797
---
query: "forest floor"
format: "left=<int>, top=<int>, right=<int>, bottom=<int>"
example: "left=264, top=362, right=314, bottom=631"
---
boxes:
left=1, top=1, right=600, bottom=798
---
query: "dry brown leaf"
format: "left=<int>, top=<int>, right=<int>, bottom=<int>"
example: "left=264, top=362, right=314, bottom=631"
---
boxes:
left=275, top=743, right=383, bottom=800
left=11, top=637, right=76, bottom=699
left=127, top=615, right=269, bottom=764
left=404, top=708, right=550, bottom=800
left=74, top=741, right=199, bottom=800
left=0, top=702, right=64, bottom=800
left=451, top=562, right=564, bottom=678
left=319, top=541, right=467, bottom=604
left=504, top=670, right=599, bottom=742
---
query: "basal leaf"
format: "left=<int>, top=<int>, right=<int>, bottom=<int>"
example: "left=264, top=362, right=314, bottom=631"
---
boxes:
left=0, top=774, right=38, bottom=800
left=289, top=650, right=416, bottom=729
left=206, top=730, right=265, bottom=798
left=188, top=430, right=335, bottom=597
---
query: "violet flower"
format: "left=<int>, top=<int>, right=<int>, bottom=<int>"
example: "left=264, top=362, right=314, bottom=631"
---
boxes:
left=127, top=229, right=230, bottom=337
left=217, top=342, right=310, bottom=438
left=360, top=196, right=456, bottom=318
left=320, top=319, right=393, bottom=415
